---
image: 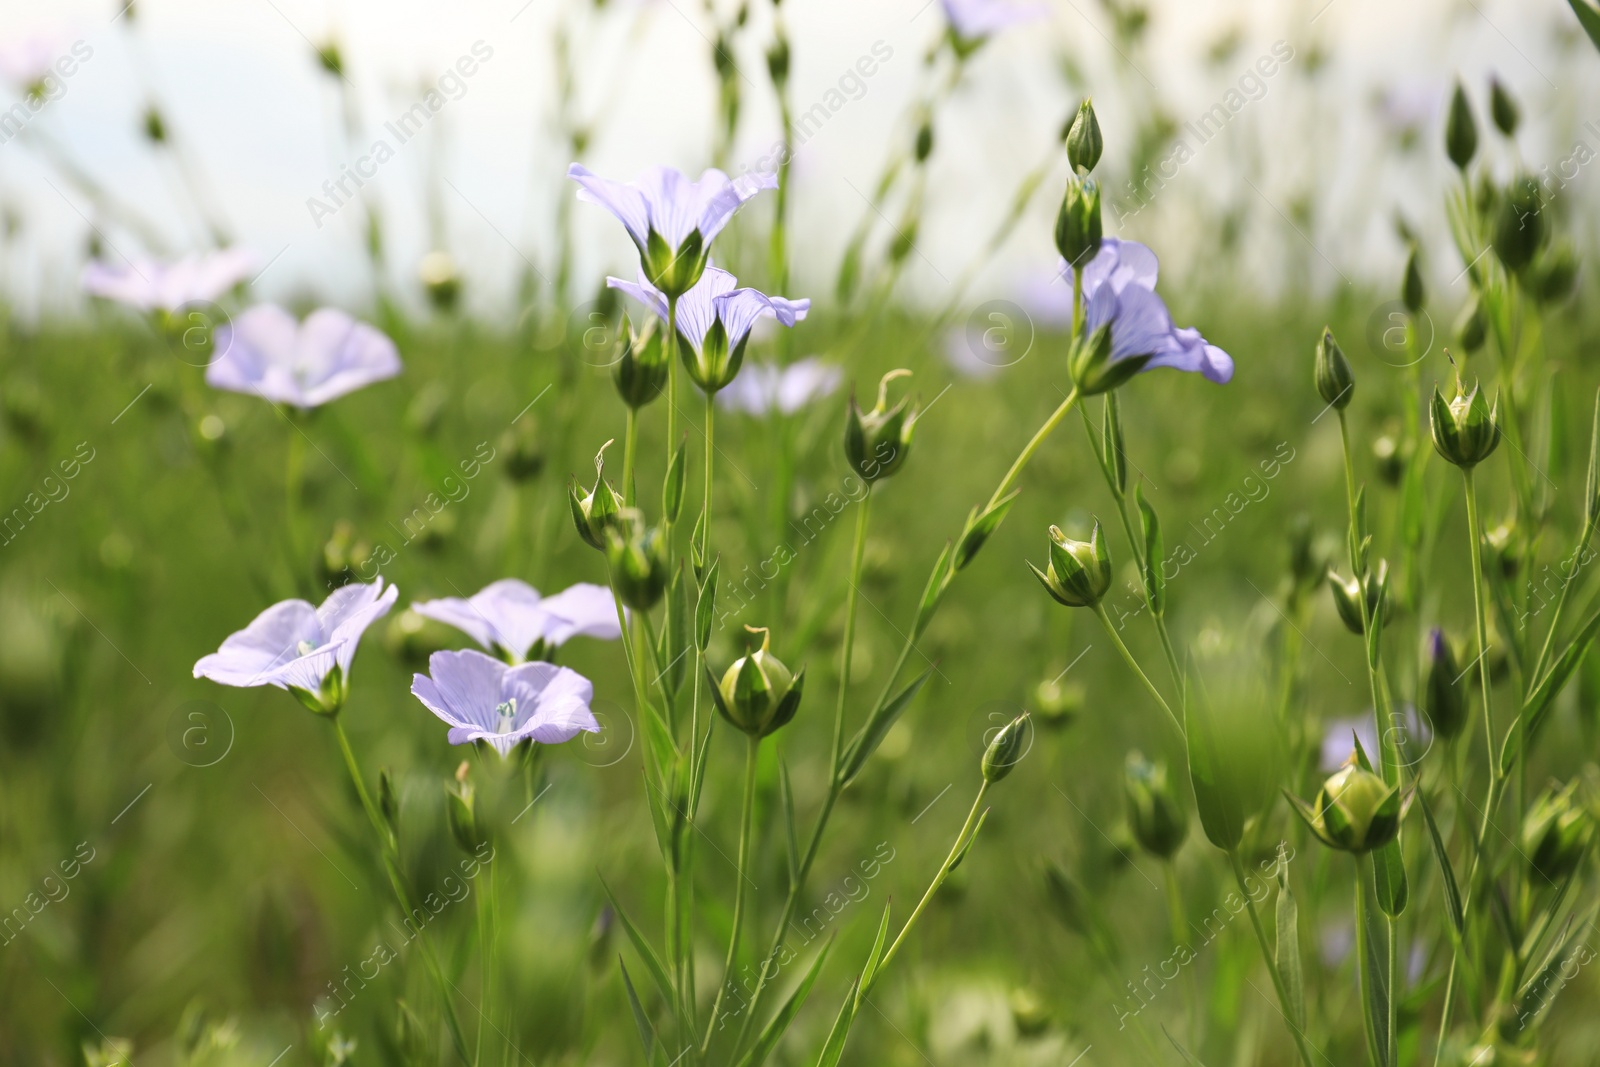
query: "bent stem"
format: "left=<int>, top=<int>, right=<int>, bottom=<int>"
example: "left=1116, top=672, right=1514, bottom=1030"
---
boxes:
left=1091, top=602, right=1183, bottom=740
left=1229, top=850, right=1315, bottom=1067
left=702, top=734, right=761, bottom=1051
left=331, top=717, right=471, bottom=1065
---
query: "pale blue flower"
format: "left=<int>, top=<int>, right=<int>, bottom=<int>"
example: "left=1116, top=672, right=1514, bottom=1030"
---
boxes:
left=412, top=580, right=620, bottom=664
left=82, top=248, right=255, bottom=314
left=717, top=357, right=842, bottom=416
left=940, top=0, right=1046, bottom=42
left=193, top=578, right=397, bottom=705
left=207, top=304, right=401, bottom=407
left=568, top=164, right=775, bottom=252
left=412, top=649, right=600, bottom=756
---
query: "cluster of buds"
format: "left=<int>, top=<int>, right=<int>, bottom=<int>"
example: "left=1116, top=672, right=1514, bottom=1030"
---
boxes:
left=707, top=626, right=805, bottom=738
left=1123, top=752, right=1188, bottom=859
left=1029, top=521, right=1112, bottom=608
left=844, top=369, right=919, bottom=484
left=1053, top=100, right=1103, bottom=268
left=1288, top=753, right=1402, bottom=854
left=604, top=509, right=670, bottom=612
left=1520, top=779, right=1594, bottom=884
left=1430, top=377, right=1502, bottom=469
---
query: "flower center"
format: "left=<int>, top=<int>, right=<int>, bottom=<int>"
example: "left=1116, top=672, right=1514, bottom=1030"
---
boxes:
left=495, top=699, right=518, bottom=734
left=296, top=640, right=316, bottom=656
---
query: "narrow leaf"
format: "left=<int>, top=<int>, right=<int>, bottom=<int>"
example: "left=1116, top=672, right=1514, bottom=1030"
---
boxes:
left=1568, top=0, right=1600, bottom=53
left=947, top=808, right=990, bottom=873
left=1136, top=483, right=1165, bottom=616
left=663, top=439, right=687, bottom=523
left=733, top=938, right=834, bottom=1067
left=952, top=490, right=1020, bottom=573
left=619, top=959, right=660, bottom=1064
left=856, top=903, right=893, bottom=1008
left=1102, top=393, right=1127, bottom=497
left=1275, top=858, right=1306, bottom=1029
left=1162, top=1025, right=1208, bottom=1066
left=1503, top=602, right=1600, bottom=775
left=913, top=542, right=955, bottom=636
left=697, top=557, right=720, bottom=652
left=813, top=980, right=859, bottom=1067
left=838, top=666, right=935, bottom=788
left=1416, top=789, right=1464, bottom=935
left=599, top=876, right=677, bottom=1014
left=1373, top=836, right=1409, bottom=919
left=778, top=756, right=799, bottom=888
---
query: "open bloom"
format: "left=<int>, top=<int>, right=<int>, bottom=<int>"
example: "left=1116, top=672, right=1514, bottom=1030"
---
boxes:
left=208, top=304, right=401, bottom=408
left=569, top=163, right=775, bottom=295
left=609, top=267, right=808, bottom=393
left=193, top=577, right=397, bottom=713
left=82, top=248, right=256, bottom=314
left=0, top=26, right=73, bottom=90
left=718, top=357, right=841, bottom=416
left=412, top=580, right=619, bottom=664
left=940, top=0, right=1046, bottom=43
left=1060, top=238, right=1234, bottom=387
left=412, top=649, right=599, bottom=756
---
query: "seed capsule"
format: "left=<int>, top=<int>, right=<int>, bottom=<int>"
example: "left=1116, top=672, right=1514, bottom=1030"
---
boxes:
left=1030, top=521, right=1113, bottom=608
left=1066, top=98, right=1103, bottom=174
left=982, top=712, right=1031, bottom=783
left=570, top=442, right=622, bottom=550
left=707, top=626, right=805, bottom=738
left=844, top=369, right=919, bottom=483
left=1054, top=176, right=1102, bottom=268
left=1291, top=758, right=1401, bottom=853
left=1430, top=379, right=1501, bottom=469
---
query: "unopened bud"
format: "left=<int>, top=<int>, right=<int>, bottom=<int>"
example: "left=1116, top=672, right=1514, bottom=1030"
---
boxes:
left=982, top=712, right=1031, bottom=783
left=1488, top=76, right=1519, bottom=137
left=1314, top=327, right=1354, bottom=410
left=570, top=442, right=621, bottom=550
left=1422, top=629, right=1468, bottom=741
left=1053, top=176, right=1102, bottom=268
left=1430, top=379, right=1501, bottom=469
left=844, top=369, right=919, bottom=483
left=1445, top=81, right=1477, bottom=170
left=1123, top=752, right=1187, bottom=859
left=1030, top=520, right=1113, bottom=608
left=1066, top=99, right=1103, bottom=173
left=707, top=626, right=805, bottom=738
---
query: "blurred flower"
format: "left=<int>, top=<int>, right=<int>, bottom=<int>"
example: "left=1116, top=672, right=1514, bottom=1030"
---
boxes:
left=82, top=248, right=255, bottom=313
left=1372, top=81, right=1440, bottom=146
left=609, top=267, right=808, bottom=393
left=412, top=580, right=619, bottom=664
left=941, top=327, right=1006, bottom=379
left=569, top=163, right=775, bottom=295
left=940, top=0, right=1046, bottom=43
left=193, top=577, right=397, bottom=715
left=718, top=357, right=841, bottom=416
left=208, top=304, right=401, bottom=408
left=1318, top=709, right=1429, bottom=773
left=0, top=26, right=72, bottom=91
left=411, top=649, right=599, bottom=756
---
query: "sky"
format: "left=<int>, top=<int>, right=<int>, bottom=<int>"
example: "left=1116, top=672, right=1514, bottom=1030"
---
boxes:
left=0, top=0, right=1594, bottom=319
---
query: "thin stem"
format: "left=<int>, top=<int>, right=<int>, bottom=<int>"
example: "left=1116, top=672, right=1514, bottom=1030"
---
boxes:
left=986, top=388, right=1081, bottom=513
left=1230, top=850, right=1315, bottom=1067
left=830, top=490, right=873, bottom=780
left=1528, top=523, right=1594, bottom=687
left=284, top=418, right=307, bottom=594
left=666, top=297, right=679, bottom=495
left=623, top=406, right=638, bottom=507
left=701, top=390, right=715, bottom=564
left=702, top=735, right=761, bottom=1051
left=1355, top=854, right=1380, bottom=1066
left=874, top=782, right=989, bottom=986
left=1463, top=472, right=1495, bottom=773
left=1092, top=602, right=1183, bottom=739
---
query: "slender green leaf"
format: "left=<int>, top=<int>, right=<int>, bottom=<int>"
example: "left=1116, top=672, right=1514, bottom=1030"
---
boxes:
left=1503, top=602, right=1600, bottom=775
left=1162, top=1025, right=1208, bottom=1066
left=1568, top=0, right=1600, bottom=53
left=599, top=876, right=676, bottom=1014
left=1372, top=837, right=1409, bottom=919
left=838, top=666, right=934, bottom=788
left=1416, top=789, right=1464, bottom=935
left=696, top=557, right=720, bottom=652
left=778, top=756, right=799, bottom=888
left=914, top=543, right=954, bottom=636
left=619, top=959, right=662, bottom=1065
left=663, top=439, right=687, bottom=523
left=856, top=903, right=893, bottom=1009
left=1102, top=393, right=1127, bottom=497
left=947, top=808, right=990, bottom=873
left=1275, top=858, right=1305, bottom=1030
left=813, top=980, right=859, bottom=1067
left=952, top=490, right=1020, bottom=573
left=1356, top=863, right=1394, bottom=1067
left=733, top=938, right=834, bottom=1067
left=1135, top=483, right=1165, bottom=616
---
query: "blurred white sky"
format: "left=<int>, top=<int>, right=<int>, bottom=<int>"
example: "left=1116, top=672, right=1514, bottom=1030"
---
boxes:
left=0, top=0, right=1595, bottom=319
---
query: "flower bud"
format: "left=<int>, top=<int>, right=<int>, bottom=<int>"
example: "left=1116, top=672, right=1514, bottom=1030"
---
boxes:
left=1123, top=751, right=1188, bottom=859
left=707, top=626, right=805, bottom=738
left=1521, top=780, right=1593, bottom=883
left=603, top=509, right=670, bottom=611
left=500, top=413, right=545, bottom=484
left=419, top=250, right=461, bottom=312
left=1293, top=759, right=1401, bottom=853
left=1030, top=520, right=1113, bottom=608
left=1430, top=379, right=1501, bottom=469
left=1422, top=629, right=1468, bottom=741
left=914, top=118, right=935, bottom=163
left=1373, top=434, right=1405, bottom=487
left=1402, top=247, right=1425, bottom=313
left=1066, top=99, right=1103, bottom=173
left=570, top=442, right=621, bottom=550
left=446, top=761, right=487, bottom=854
left=1314, top=326, right=1354, bottom=410
left=1054, top=176, right=1102, bottom=268
left=1493, top=176, right=1545, bottom=275
left=643, top=227, right=707, bottom=298
left=1328, top=562, right=1389, bottom=635
left=142, top=106, right=167, bottom=144
left=844, top=369, right=918, bottom=483
left=613, top=316, right=669, bottom=409
left=1445, top=81, right=1478, bottom=170
left=1529, top=240, right=1578, bottom=305
left=766, top=35, right=790, bottom=87
left=1456, top=297, right=1487, bottom=353
left=1488, top=76, right=1519, bottom=137
left=982, top=712, right=1031, bottom=783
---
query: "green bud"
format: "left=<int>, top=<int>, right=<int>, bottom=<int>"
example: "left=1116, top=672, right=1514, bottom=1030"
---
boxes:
left=914, top=119, right=934, bottom=163
left=1430, top=379, right=1501, bottom=469
left=1066, top=98, right=1103, bottom=173
left=680, top=313, right=749, bottom=394
left=844, top=369, right=919, bottom=483
left=1314, top=326, right=1354, bottom=409
left=1123, top=751, right=1188, bottom=859
left=642, top=227, right=707, bottom=298
left=1328, top=562, right=1390, bottom=635
left=766, top=35, right=790, bottom=87
left=603, top=509, right=670, bottom=611
left=1521, top=780, right=1593, bottom=883
left=1054, top=176, right=1102, bottom=268
left=289, top=663, right=346, bottom=717
left=1457, top=297, right=1487, bottom=353
left=1493, top=176, right=1546, bottom=275
left=1068, top=320, right=1148, bottom=396
left=142, top=106, right=167, bottom=144
left=1529, top=240, right=1578, bottom=305
left=613, top=316, right=669, bottom=409
left=420, top=250, right=461, bottom=312
left=500, top=412, right=545, bottom=483
left=1292, top=760, right=1401, bottom=853
left=1445, top=81, right=1478, bottom=170
left=982, top=712, right=1031, bottom=783
left=570, top=441, right=621, bottom=550
left=446, top=761, right=487, bottom=854
left=706, top=626, right=805, bottom=738
left=1488, top=76, right=1519, bottom=137
left=1402, top=246, right=1425, bottom=312
left=316, top=41, right=345, bottom=78
left=1422, top=628, right=1468, bottom=741
left=1030, top=520, right=1113, bottom=608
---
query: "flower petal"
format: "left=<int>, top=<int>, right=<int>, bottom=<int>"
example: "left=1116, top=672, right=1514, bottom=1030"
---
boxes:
left=606, top=272, right=670, bottom=324
left=568, top=163, right=650, bottom=248
left=537, top=583, right=622, bottom=644
left=321, top=578, right=398, bottom=676
left=503, top=662, right=600, bottom=744
left=412, top=648, right=509, bottom=734
left=675, top=267, right=739, bottom=353
left=193, top=598, right=320, bottom=687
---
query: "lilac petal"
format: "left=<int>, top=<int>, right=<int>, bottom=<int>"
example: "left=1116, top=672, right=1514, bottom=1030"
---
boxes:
left=414, top=579, right=542, bottom=656
left=940, top=0, right=1047, bottom=39
left=538, top=583, right=622, bottom=644
left=776, top=360, right=842, bottom=413
left=503, top=662, right=600, bottom=744
left=193, top=599, right=320, bottom=687
left=606, top=273, right=669, bottom=324
left=208, top=304, right=399, bottom=408
left=1106, top=285, right=1175, bottom=364
left=1060, top=238, right=1160, bottom=303
left=82, top=249, right=255, bottom=313
left=717, top=363, right=780, bottom=414
left=713, top=288, right=810, bottom=350
left=675, top=267, right=739, bottom=353
left=412, top=649, right=509, bottom=734
left=295, top=308, right=402, bottom=407
left=639, top=166, right=699, bottom=248
left=208, top=304, right=304, bottom=403
left=82, top=261, right=162, bottom=310
left=1149, top=326, right=1235, bottom=384
left=322, top=579, right=398, bottom=675
left=568, top=163, right=650, bottom=248
left=698, top=170, right=778, bottom=243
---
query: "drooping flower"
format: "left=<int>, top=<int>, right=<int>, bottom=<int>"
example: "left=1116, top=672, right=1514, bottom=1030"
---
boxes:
left=1060, top=238, right=1234, bottom=391
left=412, top=580, right=620, bottom=664
left=411, top=648, right=599, bottom=756
left=569, top=163, right=776, bottom=296
left=718, top=357, right=842, bottom=416
left=609, top=267, right=808, bottom=393
left=193, top=577, right=397, bottom=714
left=82, top=248, right=256, bottom=314
left=939, top=0, right=1046, bottom=44
left=207, top=304, right=401, bottom=408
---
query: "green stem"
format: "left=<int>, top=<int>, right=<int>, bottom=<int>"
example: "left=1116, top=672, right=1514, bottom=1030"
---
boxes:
left=284, top=417, right=307, bottom=594
left=831, top=490, right=873, bottom=781
left=1355, top=854, right=1381, bottom=1066
left=1092, top=602, right=1183, bottom=739
left=1463, top=473, right=1495, bottom=774
left=623, top=406, right=638, bottom=507
left=1230, top=850, right=1315, bottom=1067
left=702, top=735, right=761, bottom=1051
left=1528, top=523, right=1594, bottom=688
